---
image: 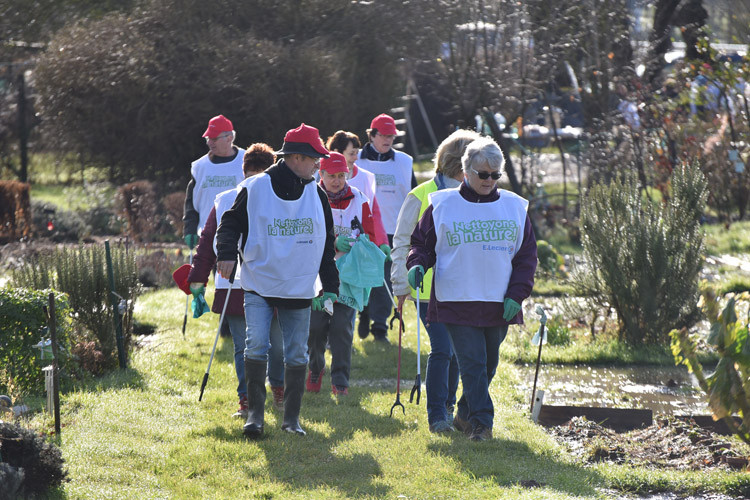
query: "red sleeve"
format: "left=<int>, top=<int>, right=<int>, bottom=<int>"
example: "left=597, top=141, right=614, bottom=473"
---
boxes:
left=187, top=206, right=217, bottom=284
left=370, top=196, right=388, bottom=243
left=361, top=201, right=386, bottom=246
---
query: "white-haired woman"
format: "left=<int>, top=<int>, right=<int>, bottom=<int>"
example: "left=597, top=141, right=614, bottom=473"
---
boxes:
left=406, top=137, right=537, bottom=441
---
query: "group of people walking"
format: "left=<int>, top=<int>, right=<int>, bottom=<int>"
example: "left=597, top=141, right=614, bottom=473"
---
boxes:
left=182, top=111, right=537, bottom=442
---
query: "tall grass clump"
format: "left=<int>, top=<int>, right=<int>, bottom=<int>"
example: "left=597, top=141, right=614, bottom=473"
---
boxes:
left=12, top=243, right=140, bottom=366
left=575, top=162, right=707, bottom=344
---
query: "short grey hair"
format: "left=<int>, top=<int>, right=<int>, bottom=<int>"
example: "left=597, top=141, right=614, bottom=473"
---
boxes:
left=461, top=136, right=505, bottom=174
left=433, top=129, right=482, bottom=178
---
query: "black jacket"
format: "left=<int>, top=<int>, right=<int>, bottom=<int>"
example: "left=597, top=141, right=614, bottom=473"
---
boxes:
left=216, top=159, right=339, bottom=309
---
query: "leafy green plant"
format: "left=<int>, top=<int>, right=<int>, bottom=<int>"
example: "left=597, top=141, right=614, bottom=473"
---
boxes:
left=0, top=422, right=67, bottom=495
left=11, top=244, right=140, bottom=366
left=575, top=161, right=707, bottom=344
left=0, top=288, right=71, bottom=394
left=545, top=315, right=572, bottom=346
left=536, top=240, right=568, bottom=278
left=670, top=288, right=750, bottom=446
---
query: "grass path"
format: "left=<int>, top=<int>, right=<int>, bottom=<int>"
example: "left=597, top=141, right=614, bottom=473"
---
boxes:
left=45, top=287, right=749, bottom=499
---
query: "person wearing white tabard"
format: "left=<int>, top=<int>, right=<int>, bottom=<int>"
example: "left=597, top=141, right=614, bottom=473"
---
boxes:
left=216, top=124, right=338, bottom=440
left=407, top=137, right=538, bottom=442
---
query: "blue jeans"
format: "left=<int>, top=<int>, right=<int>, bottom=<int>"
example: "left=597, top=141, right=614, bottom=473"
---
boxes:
left=228, top=312, right=285, bottom=394
left=243, top=292, right=310, bottom=367
left=368, top=235, right=393, bottom=337
left=417, top=302, right=459, bottom=425
left=445, top=323, right=508, bottom=429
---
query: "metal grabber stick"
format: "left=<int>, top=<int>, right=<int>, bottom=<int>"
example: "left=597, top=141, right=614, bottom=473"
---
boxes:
left=182, top=247, right=193, bottom=337
left=199, top=259, right=238, bottom=401
left=409, top=270, right=422, bottom=405
left=390, top=313, right=406, bottom=417
left=530, top=305, right=548, bottom=413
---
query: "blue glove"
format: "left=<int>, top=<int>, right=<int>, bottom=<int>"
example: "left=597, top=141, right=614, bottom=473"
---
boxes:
left=335, top=235, right=356, bottom=252
left=503, top=298, right=521, bottom=321
left=407, top=265, right=425, bottom=292
left=190, top=284, right=209, bottom=318
left=312, top=292, right=338, bottom=312
left=379, top=244, right=392, bottom=262
left=184, top=234, right=198, bottom=249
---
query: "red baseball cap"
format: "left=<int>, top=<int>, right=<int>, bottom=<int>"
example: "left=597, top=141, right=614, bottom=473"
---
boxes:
left=320, top=152, right=349, bottom=174
left=370, top=113, right=398, bottom=135
left=202, top=115, right=234, bottom=138
left=275, top=123, right=330, bottom=158
left=172, top=264, right=192, bottom=295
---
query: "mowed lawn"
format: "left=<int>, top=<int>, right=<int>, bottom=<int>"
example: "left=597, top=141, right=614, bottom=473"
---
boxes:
left=45, top=286, right=748, bottom=499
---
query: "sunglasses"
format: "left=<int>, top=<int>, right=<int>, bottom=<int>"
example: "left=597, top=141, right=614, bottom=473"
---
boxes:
left=470, top=167, right=501, bottom=180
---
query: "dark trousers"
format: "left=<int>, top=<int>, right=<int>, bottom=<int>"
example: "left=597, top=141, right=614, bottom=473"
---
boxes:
left=308, top=303, right=356, bottom=387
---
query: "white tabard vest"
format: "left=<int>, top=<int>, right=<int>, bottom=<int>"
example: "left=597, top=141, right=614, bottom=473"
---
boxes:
left=430, top=188, right=529, bottom=303
left=356, top=150, right=412, bottom=234
left=212, top=187, right=242, bottom=289
left=331, top=186, right=368, bottom=239
left=241, top=174, right=325, bottom=299
left=190, top=148, right=245, bottom=235
left=349, top=166, right=377, bottom=210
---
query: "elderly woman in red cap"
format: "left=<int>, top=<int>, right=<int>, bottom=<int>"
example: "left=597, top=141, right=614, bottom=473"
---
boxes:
left=306, top=152, right=388, bottom=397
left=216, top=123, right=338, bottom=439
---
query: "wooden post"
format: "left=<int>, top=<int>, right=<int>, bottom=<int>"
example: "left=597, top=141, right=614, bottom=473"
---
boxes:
left=105, top=240, right=127, bottom=369
left=47, top=293, right=61, bottom=435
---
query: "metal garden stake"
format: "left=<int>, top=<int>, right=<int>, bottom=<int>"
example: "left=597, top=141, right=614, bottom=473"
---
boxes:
left=530, top=305, right=548, bottom=413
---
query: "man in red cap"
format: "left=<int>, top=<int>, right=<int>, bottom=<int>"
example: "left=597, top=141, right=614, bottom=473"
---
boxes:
left=355, top=113, right=416, bottom=343
left=183, top=115, right=245, bottom=247
left=216, top=123, right=339, bottom=439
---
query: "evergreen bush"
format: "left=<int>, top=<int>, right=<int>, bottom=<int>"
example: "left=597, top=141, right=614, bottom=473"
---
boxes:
left=0, top=422, right=67, bottom=495
left=0, top=288, right=71, bottom=394
left=576, top=162, right=707, bottom=344
left=11, top=244, right=141, bottom=366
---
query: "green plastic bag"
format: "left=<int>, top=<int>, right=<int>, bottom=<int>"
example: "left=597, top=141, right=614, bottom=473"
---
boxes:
left=335, top=234, right=385, bottom=312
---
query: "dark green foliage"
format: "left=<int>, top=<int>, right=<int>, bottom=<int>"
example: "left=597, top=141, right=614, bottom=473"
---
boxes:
left=12, top=244, right=141, bottom=365
left=536, top=240, right=567, bottom=278
left=0, top=462, right=24, bottom=499
left=0, top=288, right=71, bottom=394
left=577, top=162, right=707, bottom=344
left=0, top=422, right=67, bottom=495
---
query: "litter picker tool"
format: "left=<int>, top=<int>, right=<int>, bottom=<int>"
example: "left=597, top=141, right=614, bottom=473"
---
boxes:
left=382, top=277, right=403, bottom=330
left=198, top=259, right=238, bottom=402
left=389, top=314, right=406, bottom=417
left=409, top=268, right=422, bottom=405
left=530, top=305, right=548, bottom=414
left=182, top=247, right=194, bottom=337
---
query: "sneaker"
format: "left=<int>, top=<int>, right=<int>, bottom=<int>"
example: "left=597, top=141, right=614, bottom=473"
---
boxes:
left=332, top=384, right=348, bottom=396
left=372, top=332, right=390, bottom=344
left=232, top=395, right=248, bottom=419
left=453, top=414, right=472, bottom=435
left=429, top=420, right=455, bottom=433
left=270, top=385, right=284, bottom=411
left=306, top=368, right=324, bottom=393
left=469, top=423, right=492, bottom=442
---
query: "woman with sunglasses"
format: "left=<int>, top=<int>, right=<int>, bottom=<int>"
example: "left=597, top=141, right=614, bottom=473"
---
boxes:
left=406, top=136, right=537, bottom=442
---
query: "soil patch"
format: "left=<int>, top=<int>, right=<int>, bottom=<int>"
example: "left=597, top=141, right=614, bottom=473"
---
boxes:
left=550, top=415, right=749, bottom=471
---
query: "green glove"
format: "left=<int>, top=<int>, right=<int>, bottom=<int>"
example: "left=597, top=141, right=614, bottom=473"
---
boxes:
left=312, top=292, right=338, bottom=312
left=379, top=244, right=392, bottom=262
left=184, top=233, right=198, bottom=249
left=335, top=235, right=356, bottom=252
left=407, top=265, right=425, bottom=292
left=190, top=284, right=209, bottom=318
left=503, top=298, right=521, bottom=321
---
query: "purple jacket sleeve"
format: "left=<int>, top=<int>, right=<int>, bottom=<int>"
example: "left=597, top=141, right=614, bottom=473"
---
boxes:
left=187, top=206, right=217, bottom=285
left=505, top=213, right=538, bottom=303
left=406, top=205, right=437, bottom=271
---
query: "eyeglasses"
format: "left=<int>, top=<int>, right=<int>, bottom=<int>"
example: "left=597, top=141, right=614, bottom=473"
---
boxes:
left=206, top=134, right=232, bottom=143
left=470, top=167, right=501, bottom=180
